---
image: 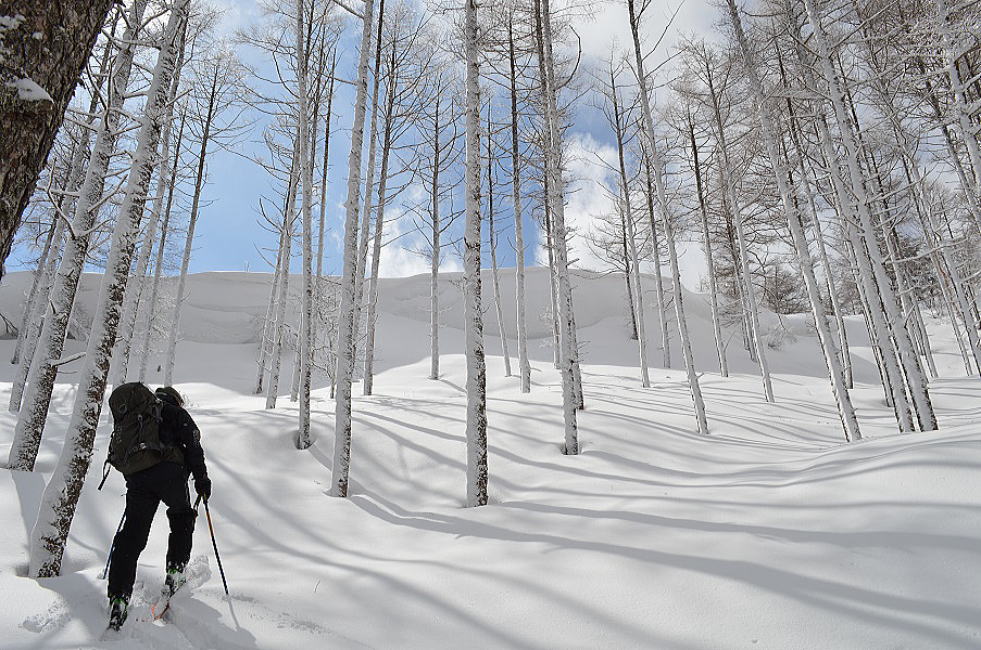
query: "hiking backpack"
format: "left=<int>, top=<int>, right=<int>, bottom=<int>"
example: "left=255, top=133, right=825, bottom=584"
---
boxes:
left=98, top=383, right=184, bottom=488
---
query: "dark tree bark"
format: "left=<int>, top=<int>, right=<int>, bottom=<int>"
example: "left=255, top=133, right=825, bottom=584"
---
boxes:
left=0, top=0, right=115, bottom=277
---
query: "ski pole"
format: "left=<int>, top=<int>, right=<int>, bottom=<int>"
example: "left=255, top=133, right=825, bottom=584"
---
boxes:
left=102, top=511, right=126, bottom=580
left=202, top=499, right=229, bottom=596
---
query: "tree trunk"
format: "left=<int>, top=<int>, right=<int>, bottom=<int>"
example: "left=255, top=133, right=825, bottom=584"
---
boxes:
left=508, top=18, right=531, bottom=393
left=487, top=104, right=512, bottom=378
left=802, top=0, right=935, bottom=432
left=463, top=0, right=488, bottom=506
left=610, top=70, right=649, bottom=387
left=295, top=0, right=314, bottom=449
left=535, top=0, right=579, bottom=453
left=0, top=0, right=116, bottom=276
left=266, top=145, right=300, bottom=410
left=627, top=0, right=707, bottom=434
left=330, top=0, right=376, bottom=498
left=110, top=26, right=187, bottom=388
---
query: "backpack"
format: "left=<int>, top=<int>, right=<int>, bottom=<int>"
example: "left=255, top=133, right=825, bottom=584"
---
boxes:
left=98, top=383, right=184, bottom=489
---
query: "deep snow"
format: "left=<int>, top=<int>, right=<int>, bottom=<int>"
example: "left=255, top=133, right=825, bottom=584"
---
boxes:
left=1, top=268, right=979, bottom=649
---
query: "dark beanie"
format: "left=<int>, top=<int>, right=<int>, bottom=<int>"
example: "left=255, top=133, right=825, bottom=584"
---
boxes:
left=156, top=386, right=184, bottom=407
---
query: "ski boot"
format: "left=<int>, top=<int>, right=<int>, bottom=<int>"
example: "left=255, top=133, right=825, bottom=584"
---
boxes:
left=107, top=594, right=129, bottom=631
left=165, top=562, right=187, bottom=597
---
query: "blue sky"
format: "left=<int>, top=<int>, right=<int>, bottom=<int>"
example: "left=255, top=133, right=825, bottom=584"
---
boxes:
left=193, top=0, right=715, bottom=280
left=14, top=0, right=715, bottom=287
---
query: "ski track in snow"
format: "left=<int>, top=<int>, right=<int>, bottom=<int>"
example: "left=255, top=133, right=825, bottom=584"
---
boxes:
left=1, top=270, right=980, bottom=649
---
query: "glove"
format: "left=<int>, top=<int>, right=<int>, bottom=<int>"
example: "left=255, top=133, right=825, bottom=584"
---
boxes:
left=194, top=477, right=212, bottom=501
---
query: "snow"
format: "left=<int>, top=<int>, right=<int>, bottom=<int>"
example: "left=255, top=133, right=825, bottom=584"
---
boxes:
left=5, top=77, right=53, bottom=103
left=1, top=268, right=980, bottom=648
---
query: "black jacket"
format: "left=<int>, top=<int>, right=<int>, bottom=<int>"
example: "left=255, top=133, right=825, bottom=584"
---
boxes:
left=157, top=393, right=208, bottom=484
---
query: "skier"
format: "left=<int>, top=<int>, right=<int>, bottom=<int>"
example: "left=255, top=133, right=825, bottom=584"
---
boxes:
left=105, top=384, right=211, bottom=630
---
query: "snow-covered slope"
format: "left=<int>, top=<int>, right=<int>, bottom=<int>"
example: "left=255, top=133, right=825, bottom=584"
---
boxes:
left=1, top=269, right=979, bottom=649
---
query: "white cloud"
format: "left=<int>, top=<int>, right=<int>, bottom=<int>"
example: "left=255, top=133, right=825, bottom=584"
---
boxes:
left=377, top=207, right=463, bottom=279
left=535, top=132, right=619, bottom=272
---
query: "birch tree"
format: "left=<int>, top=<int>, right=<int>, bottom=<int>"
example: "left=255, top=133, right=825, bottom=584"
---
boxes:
left=463, top=0, right=488, bottom=506
left=331, top=0, right=377, bottom=498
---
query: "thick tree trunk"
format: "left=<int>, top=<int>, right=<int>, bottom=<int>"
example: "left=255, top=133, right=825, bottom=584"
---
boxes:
left=111, top=28, right=187, bottom=388
left=352, top=0, right=386, bottom=365
left=295, top=0, right=314, bottom=449
left=0, top=0, right=115, bottom=276
left=463, top=0, right=488, bottom=505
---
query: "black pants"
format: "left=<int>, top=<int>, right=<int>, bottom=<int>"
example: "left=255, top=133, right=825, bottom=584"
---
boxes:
left=107, top=462, right=196, bottom=599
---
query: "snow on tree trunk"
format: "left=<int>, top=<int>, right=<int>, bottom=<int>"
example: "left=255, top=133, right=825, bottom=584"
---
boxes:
left=463, top=0, right=488, bottom=507
left=535, top=0, right=579, bottom=453
left=509, top=18, right=531, bottom=393
left=331, top=0, right=376, bottom=498
left=627, top=0, right=707, bottom=435
left=13, top=37, right=118, bottom=392
left=295, top=0, right=313, bottom=450
left=543, top=190, right=561, bottom=369
left=0, top=0, right=115, bottom=276
left=28, top=3, right=186, bottom=577
left=7, top=0, right=149, bottom=472
left=724, top=0, right=859, bottom=442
